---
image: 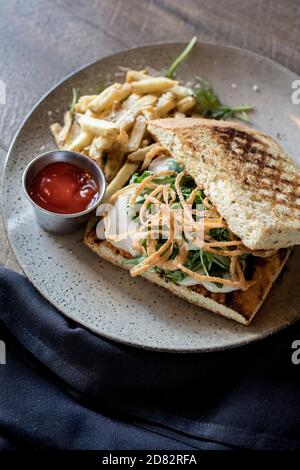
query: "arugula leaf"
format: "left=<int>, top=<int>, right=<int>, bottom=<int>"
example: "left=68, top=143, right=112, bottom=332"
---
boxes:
left=130, top=171, right=153, bottom=184
left=165, top=36, right=197, bottom=79
left=123, top=255, right=146, bottom=265
left=163, top=269, right=186, bottom=283
left=209, top=227, right=230, bottom=242
left=194, top=189, right=204, bottom=205
left=186, top=250, right=230, bottom=275
left=193, top=77, right=253, bottom=122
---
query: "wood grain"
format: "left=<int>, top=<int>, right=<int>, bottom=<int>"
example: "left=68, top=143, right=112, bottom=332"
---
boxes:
left=0, top=0, right=299, bottom=271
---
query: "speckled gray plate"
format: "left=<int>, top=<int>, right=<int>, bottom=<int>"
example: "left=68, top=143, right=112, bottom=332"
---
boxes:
left=2, top=43, right=300, bottom=352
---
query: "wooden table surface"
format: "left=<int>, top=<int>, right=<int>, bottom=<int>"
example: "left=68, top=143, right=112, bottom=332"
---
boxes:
left=1, top=0, right=300, bottom=272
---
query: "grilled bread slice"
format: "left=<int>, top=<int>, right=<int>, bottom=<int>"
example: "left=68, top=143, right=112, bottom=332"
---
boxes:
left=148, top=118, right=300, bottom=250
left=84, top=224, right=291, bottom=325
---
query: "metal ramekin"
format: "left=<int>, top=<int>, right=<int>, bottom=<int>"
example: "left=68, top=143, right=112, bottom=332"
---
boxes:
left=22, top=150, right=106, bottom=234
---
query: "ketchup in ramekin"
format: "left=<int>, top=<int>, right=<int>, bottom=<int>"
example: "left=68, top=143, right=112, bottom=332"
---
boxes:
left=28, top=162, right=99, bottom=214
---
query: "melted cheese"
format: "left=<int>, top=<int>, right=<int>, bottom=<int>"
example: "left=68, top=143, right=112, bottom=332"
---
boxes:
left=97, top=188, right=140, bottom=256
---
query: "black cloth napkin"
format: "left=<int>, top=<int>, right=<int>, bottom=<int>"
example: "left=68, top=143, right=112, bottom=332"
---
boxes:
left=0, top=267, right=299, bottom=450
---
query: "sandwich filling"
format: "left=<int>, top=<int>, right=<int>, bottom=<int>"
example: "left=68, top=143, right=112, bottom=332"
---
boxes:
left=96, top=154, right=276, bottom=294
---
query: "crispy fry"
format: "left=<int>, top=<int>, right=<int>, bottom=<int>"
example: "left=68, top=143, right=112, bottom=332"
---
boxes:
left=131, top=77, right=178, bottom=94
left=128, top=143, right=160, bottom=162
left=104, top=162, right=139, bottom=202
left=170, top=85, right=192, bottom=100
left=127, top=116, right=147, bottom=152
left=79, top=115, right=119, bottom=137
left=89, top=83, right=132, bottom=113
left=156, top=92, right=177, bottom=117
left=67, top=131, right=93, bottom=152
left=116, top=95, right=158, bottom=130
left=50, top=123, right=63, bottom=147
left=176, top=96, right=196, bottom=113
left=50, top=111, right=73, bottom=148
left=126, top=69, right=149, bottom=83
left=74, top=95, right=98, bottom=114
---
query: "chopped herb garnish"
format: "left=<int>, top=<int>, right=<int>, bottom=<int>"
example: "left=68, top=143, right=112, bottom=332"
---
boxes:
left=165, top=36, right=197, bottom=79
left=193, top=77, right=253, bottom=122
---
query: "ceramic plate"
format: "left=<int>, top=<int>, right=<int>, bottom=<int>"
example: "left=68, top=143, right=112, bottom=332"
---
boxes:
left=2, top=43, right=300, bottom=352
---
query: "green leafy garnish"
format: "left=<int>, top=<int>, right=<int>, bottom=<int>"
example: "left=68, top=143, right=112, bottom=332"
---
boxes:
left=209, top=227, right=230, bottom=242
left=193, top=77, right=253, bottom=122
left=165, top=36, right=197, bottom=79
left=123, top=255, right=146, bottom=265
left=161, top=269, right=185, bottom=283
left=130, top=171, right=153, bottom=184
left=186, top=250, right=230, bottom=275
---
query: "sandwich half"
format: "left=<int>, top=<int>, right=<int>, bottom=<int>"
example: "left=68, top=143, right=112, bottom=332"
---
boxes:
left=85, top=118, right=299, bottom=325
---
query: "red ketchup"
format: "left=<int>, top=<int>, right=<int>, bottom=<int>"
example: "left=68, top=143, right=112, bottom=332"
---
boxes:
left=29, top=162, right=99, bottom=214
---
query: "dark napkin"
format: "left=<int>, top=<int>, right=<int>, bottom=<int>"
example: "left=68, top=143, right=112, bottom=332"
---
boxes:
left=0, top=267, right=299, bottom=450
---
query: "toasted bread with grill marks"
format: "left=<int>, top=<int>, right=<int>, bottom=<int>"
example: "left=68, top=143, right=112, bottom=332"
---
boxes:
left=147, top=118, right=300, bottom=250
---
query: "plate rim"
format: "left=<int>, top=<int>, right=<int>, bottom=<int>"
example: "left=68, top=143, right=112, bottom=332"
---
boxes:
left=2, top=41, right=299, bottom=353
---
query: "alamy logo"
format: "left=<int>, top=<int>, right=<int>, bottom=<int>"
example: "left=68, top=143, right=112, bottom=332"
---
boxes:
left=0, top=340, right=6, bottom=365
left=0, top=80, right=5, bottom=105
left=291, top=80, right=300, bottom=105
left=291, top=340, right=300, bottom=365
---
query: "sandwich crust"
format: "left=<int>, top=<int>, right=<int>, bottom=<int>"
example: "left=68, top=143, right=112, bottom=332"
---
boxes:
left=148, top=118, right=300, bottom=250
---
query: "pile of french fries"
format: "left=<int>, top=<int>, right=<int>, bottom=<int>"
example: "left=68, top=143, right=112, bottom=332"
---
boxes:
left=50, top=69, right=201, bottom=199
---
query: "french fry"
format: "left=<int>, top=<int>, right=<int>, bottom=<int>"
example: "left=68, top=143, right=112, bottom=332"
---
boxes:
left=131, top=77, right=178, bottom=94
left=50, top=111, right=73, bottom=148
left=156, top=92, right=177, bottom=117
left=89, top=136, right=111, bottom=156
left=104, top=162, right=139, bottom=202
left=116, top=95, right=158, bottom=130
left=63, top=121, right=81, bottom=149
left=74, top=95, right=98, bottom=114
left=119, top=93, right=142, bottom=112
left=128, top=143, right=160, bottom=162
left=50, top=123, right=63, bottom=147
left=68, top=131, right=93, bottom=152
left=126, top=69, right=149, bottom=83
left=127, top=116, right=147, bottom=152
left=170, top=85, right=193, bottom=100
left=89, top=83, right=132, bottom=113
left=79, top=115, right=119, bottom=137
left=176, top=96, right=196, bottom=113
left=142, top=107, right=159, bottom=121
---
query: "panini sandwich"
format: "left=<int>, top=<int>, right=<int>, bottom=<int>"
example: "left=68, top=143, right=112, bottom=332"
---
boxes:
left=85, top=118, right=300, bottom=325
